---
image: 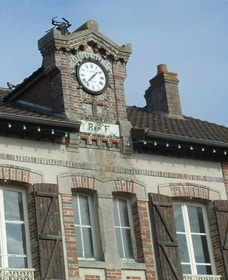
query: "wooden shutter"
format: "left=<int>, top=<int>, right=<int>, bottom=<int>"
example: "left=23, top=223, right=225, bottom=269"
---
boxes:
left=214, top=200, right=228, bottom=277
left=34, top=184, right=65, bottom=280
left=149, top=193, right=183, bottom=280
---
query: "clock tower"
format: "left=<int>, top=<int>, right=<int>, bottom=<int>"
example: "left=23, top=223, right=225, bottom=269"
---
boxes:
left=38, top=20, right=132, bottom=147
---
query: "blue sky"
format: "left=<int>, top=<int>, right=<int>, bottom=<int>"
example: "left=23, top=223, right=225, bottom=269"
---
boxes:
left=1, top=0, right=228, bottom=126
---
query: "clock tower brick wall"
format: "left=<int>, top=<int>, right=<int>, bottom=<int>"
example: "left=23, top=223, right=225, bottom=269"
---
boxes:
left=37, top=20, right=132, bottom=125
left=15, top=68, right=64, bottom=114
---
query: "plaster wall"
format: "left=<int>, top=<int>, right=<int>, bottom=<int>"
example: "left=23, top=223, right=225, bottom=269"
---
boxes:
left=0, top=137, right=225, bottom=200
left=131, top=153, right=226, bottom=199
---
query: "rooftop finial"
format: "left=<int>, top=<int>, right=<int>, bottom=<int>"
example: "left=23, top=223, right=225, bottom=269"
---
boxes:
left=51, top=17, right=71, bottom=35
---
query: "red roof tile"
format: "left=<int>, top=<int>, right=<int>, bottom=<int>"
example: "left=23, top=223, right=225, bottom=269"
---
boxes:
left=127, top=107, right=228, bottom=146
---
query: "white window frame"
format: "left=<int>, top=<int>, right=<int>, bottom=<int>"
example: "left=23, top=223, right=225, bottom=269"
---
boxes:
left=72, top=193, right=98, bottom=260
left=113, top=197, right=136, bottom=260
left=173, top=202, right=216, bottom=275
left=0, top=186, right=31, bottom=269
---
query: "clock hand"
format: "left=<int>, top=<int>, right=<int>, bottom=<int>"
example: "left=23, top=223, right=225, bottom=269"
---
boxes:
left=87, top=72, right=98, bottom=83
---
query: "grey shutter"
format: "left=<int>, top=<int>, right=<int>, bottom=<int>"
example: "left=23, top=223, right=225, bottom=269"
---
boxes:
left=34, top=184, right=65, bottom=280
left=214, top=200, right=228, bottom=278
left=149, top=193, right=183, bottom=280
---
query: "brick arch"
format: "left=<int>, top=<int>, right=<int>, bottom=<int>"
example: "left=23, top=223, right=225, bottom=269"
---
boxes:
left=0, top=165, right=31, bottom=183
left=64, top=174, right=147, bottom=199
left=109, top=179, right=147, bottom=200
left=158, top=182, right=221, bottom=200
left=113, top=180, right=135, bottom=193
left=0, top=164, right=44, bottom=185
left=71, top=175, right=98, bottom=190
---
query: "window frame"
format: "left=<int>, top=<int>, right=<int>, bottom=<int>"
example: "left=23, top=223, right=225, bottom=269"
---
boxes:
left=113, top=195, right=137, bottom=261
left=0, top=185, right=31, bottom=269
left=173, top=201, right=216, bottom=275
left=72, top=192, right=99, bottom=260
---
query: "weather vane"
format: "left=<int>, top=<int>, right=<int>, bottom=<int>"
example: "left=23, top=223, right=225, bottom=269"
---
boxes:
left=49, top=17, right=71, bottom=35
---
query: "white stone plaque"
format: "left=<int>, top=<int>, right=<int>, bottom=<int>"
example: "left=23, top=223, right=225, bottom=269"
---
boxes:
left=80, top=120, right=120, bottom=137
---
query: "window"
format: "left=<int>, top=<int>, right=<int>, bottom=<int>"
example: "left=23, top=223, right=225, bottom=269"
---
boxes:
left=72, top=193, right=97, bottom=259
left=0, top=187, right=30, bottom=268
left=113, top=197, right=135, bottom=259
left=173, top=202, right=215, bottom=275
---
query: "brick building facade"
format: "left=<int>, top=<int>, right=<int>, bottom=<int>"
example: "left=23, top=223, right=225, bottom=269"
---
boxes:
left=0, top=19, right=228, bottom=280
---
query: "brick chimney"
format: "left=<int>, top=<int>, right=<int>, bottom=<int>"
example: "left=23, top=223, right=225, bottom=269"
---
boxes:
left=144, top=64, right=183, bottom=118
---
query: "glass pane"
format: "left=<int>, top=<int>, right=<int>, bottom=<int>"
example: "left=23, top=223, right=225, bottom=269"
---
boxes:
left=173, top=204, right=185, bottom=232
left=197, top=265, right=212, bottom=275
left=83, top=228, right=94, bottom=258
left=182, top=264, right=192, bottom=274
left=6, top=223, right=26, bottom=254
left=177, top=234, right=190, bottom=262
left=80, top=195, right=91, bottom=226
left=115, top=228, right=124, bottom=258
left=122, top=228, right=133, bottom=258
left=192, top=235, right=211, bottom=263
left=72, top=195, right=80, bottom=224
left=75, top=227, right=83, bottom=257
left=188, top=206, right=205, bottom=233
left=118, top=199, right=129, bottom=227
left=8, top=256, right=28, bottom=268
left=113, top=199, right=119, bottom=226
left=4, top=190, right=24, bottom=221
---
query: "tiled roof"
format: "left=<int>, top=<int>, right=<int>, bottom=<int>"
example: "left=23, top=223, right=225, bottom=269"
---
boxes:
left=127, top=106, right=228, bottom=146
left=0, top=88, right=11, bottom=101
left=1, top=100, right=227, bottom=147
left=0, top=102, right=79, bottom=129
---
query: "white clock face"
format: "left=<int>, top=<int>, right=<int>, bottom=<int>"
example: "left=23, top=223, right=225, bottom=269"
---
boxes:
left=77, top=60, right=108, bottom=94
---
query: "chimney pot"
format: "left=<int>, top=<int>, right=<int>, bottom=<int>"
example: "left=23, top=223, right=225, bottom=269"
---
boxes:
left=157, top=64, right=168, bottom=75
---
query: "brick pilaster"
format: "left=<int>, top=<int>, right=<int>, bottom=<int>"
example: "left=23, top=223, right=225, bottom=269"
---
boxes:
left=61, top=194, right=80, bottom=279
left=136, top=200, right=157, bottom=280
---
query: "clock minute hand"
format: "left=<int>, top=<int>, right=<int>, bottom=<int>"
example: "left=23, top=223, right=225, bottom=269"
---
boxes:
left=87, top=72, right=98, bottom=83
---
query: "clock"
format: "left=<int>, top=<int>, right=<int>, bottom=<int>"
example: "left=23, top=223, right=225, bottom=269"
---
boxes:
left=76, top=59, right=109, bottom=94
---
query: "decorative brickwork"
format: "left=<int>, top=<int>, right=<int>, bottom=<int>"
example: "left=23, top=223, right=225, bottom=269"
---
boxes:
left=171, top=184, right=210, bottom=199
left=71, top=176, right=97, bottom=189
left=158, top=183, right=221, bottom=201
left=136, top=200, right=156, bottom=280
left=37, top=22, right=131, bottom=124
left=0, top=153, right=224, bottom=183
left=114, top=180, right=135, bottom=192
left=61, top=194, right=80, bottom=280
left=0, top=165, right=31, bottom=183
